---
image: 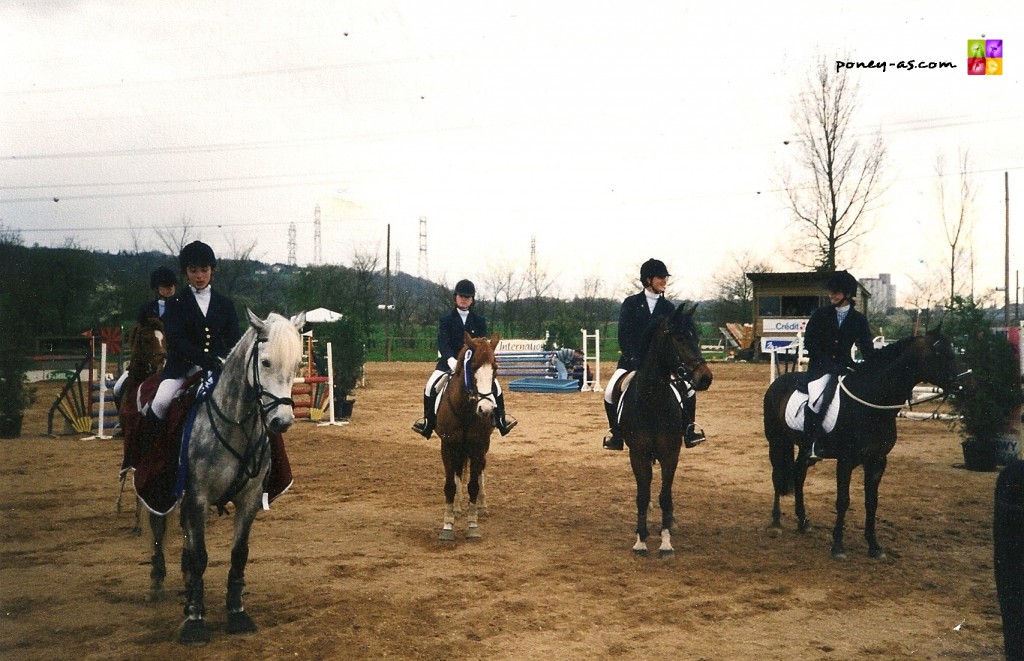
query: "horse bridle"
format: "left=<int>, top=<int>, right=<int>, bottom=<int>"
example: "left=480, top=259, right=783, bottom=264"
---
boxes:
left=663, top=325, right=706, bottom=389
left=202, top=336, right=293, bottom=509
left=448, top=347, right=498, bottom=413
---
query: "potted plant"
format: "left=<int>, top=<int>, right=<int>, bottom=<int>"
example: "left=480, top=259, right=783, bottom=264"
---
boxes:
left=314, top=317, right=365, bottom=420
left=0, top=305, right=36, bottom=438
left=947, top=298, right=1024, bottom=470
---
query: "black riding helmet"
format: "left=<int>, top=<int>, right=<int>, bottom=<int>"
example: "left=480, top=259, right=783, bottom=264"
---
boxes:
left=150, top=266, right=177, bottom=289
left=179, top=240, right=217, bottom=271
left=454, top=279, right=476, bottom=298
left=826, top=270, right=859, bottom=298
left=640, top=258, right=670, bottom=283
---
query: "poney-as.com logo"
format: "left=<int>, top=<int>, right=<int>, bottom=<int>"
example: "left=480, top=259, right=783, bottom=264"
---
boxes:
left=968, top=39, right=1002, bottom=75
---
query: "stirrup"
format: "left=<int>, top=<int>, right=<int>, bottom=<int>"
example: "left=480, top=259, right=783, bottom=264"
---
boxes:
left=602, top=431, right=623, bottom=451
left=412, top=418, right=434, bottom=439
left=497, top=416, right=517, bottom=436
left=684, top=423, right=706, bottom=448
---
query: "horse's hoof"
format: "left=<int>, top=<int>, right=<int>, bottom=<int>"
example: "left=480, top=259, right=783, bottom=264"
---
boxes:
left=658, top=549, right=674, bottom=559
left=767, top=527, right=783, bottom=538
left=869, top=549, right=887, bottom=560
left=465, top=527, right=482, bottom=540
left=797, top=520, right=810, bottom=533
left=632, top=548, right=649, bottom=557
left=227, top=609, right=257, bottom=635
left=146, top=588, right=163, bottom=603
left=438, top=529, right=456, bottom=542
left=178, top=618, right=210, bottom=646
left=831, top=549, right=847, bottom=560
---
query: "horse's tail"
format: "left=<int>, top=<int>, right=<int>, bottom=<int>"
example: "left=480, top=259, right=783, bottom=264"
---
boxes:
left=764, top=377, right=796, bottom=497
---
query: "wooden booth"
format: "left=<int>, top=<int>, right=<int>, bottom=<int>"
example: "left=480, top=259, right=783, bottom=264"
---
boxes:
left=745, top=271, right=871, bottom=357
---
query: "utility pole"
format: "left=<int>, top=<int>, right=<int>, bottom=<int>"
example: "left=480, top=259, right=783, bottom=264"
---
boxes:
left=1005, top=172, right=1010, bottom=328
left=385, top=224, right=392, bottom=361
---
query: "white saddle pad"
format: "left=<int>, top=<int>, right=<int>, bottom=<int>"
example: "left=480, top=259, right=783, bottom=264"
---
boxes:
left=784, top=387, right=841, bottom=433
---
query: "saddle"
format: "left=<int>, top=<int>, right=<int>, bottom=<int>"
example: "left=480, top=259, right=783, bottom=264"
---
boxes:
left=610, top=372, right=691, bottom=424
left=784, top=378, right=843, bottom=434
left=122, top=373, right=293, bottom=516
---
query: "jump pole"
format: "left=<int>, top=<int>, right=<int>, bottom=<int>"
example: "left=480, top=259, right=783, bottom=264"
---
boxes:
left=580, top=328, right=601, bottom=392
left=83, top=342, right=112, bottom=440
left=318, top=342, right=348, bottom=427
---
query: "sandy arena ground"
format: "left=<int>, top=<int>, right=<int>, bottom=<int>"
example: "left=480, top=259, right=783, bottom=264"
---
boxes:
left=0, top=361, right=1010, bottom=660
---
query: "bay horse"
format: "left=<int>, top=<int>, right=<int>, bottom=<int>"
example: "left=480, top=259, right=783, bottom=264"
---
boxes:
left=115, top=317, right=167, bottom=533
left=763, top=327, right=970, bottom=559
left=615, top=304, right=713, bottom=557
left=436, top=331, right=501, bottom=542
left=147, top=310, right=305, bottom=645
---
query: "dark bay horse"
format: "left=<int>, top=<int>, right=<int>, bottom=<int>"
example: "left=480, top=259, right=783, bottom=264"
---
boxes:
left=763, top=327, right=969, bottom=559
left=436, top=331, right=501, bottom=542
left=614, top=304, right=713, bottom=557
left=146, top=310, right=305, bottom=645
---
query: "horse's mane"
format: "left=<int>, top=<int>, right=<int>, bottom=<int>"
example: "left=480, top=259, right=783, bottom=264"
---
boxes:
left=227, top=312, right=301, bottom=371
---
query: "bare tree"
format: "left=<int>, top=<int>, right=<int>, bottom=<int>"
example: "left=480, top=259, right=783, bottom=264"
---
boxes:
left=782, top=56, right=888, bottom=272
left=482, top=260, right=526, bottom=335
left=934, top=149, right=977, bottom=304
left=154, top=213, right=198, bottom=256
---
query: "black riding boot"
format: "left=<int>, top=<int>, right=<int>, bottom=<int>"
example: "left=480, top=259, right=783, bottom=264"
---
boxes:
left=683, top=395, right=706, bottom=448
left=805, top=404, right=827, bottom=460
left=494, top=392, right=518, bottom=436
left=602, top=400, right=623, bottom=450
left=412, top=394, right=436, bottom=439
left=139, top=408, right=166, bottom=458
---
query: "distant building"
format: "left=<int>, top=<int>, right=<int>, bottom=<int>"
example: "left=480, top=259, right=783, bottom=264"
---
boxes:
left=860, top=273, right=896, bottom=314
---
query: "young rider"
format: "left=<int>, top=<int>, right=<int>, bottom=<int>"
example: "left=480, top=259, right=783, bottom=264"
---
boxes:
left=412, top=279, right=517, bottom=439
left=602, top=258, right=705, bottom=450
left=140, top=241, right=241, bottom=448
left=803, top=269, right=874, bottom=460
left=112, top=266, right=178, bottom=403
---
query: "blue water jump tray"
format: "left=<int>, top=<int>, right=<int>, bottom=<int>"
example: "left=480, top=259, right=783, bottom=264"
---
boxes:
left=508, top=377, right=580, bottom=393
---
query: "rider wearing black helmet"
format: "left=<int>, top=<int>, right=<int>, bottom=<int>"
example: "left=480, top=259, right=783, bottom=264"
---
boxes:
left=412, top=279, right=518, bottom=439
left=803, top=269, right=874, bottom=460
left=113, top=266, right=179, bottom=406
left=139, top=266, right=178, bottom=323
left=602, top=258, right=706, bottom=451
left=141, top=241, right=241, bottom=449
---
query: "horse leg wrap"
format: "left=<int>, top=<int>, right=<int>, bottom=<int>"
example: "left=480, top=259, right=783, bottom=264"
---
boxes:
left=466, top=503, right=481, bottom=539
left=443, top=504, right=455, bottom=529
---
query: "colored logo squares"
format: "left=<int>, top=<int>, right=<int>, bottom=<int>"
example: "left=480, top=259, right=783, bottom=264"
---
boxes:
left=968, top=38, right=1002, bottom=75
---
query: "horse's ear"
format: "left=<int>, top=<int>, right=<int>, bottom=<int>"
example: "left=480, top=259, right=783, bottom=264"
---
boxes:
left=489, top=332, right=500, bottom=350
left=463, top=331, right=473, bottom=347
left=247, top=308, right=265, bottom=331
left=291, top=311, right=307, bottom=332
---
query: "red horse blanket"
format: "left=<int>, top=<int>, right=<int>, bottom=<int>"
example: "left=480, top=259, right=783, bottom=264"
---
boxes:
left=121, top=374, right=293, bottom=516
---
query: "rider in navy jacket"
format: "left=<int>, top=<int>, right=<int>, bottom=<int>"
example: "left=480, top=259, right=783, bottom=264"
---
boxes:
left=142, top=241, right=241, bottom=450
left=602, top=258, right=705, bottom=451
left=803, top=269, right=874, bottom=459
left=412, top=279, right=517, bottom=439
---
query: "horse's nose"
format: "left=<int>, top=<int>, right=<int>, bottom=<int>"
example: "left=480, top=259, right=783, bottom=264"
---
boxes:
left=267, top=408, right=295, bottom=434
left=693, top=366, right=713, bottom=391
left=475, top=399, right=495, bottom=419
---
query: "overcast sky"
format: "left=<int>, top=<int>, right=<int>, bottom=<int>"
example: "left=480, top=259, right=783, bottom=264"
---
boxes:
left=2, top=1, right=1021, bottom=304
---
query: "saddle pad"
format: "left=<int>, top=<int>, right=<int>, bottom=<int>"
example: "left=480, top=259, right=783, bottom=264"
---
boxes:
left=784, top=388, right=841, bottom=434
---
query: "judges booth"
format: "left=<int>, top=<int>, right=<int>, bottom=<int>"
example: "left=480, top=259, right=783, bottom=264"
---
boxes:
left=745, top=271, right=870, bottom=358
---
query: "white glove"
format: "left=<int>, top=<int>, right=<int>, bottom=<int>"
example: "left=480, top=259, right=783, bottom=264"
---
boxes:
left=447, top=357, right=457, bottom=371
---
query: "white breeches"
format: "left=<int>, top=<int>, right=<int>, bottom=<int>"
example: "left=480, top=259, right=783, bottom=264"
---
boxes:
left=807, top=374, right=832, bottom=413
left=604, top=368, right=629, bottom=404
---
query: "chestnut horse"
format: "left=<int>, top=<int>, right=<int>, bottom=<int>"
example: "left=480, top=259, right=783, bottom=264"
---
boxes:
left=613, top=304, right=714, bottom=557
left=436, top=332, right=501, bottom=542
left=763, top=328, right=970, bottom=558
left=116, top=317, right=167, bottom=532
